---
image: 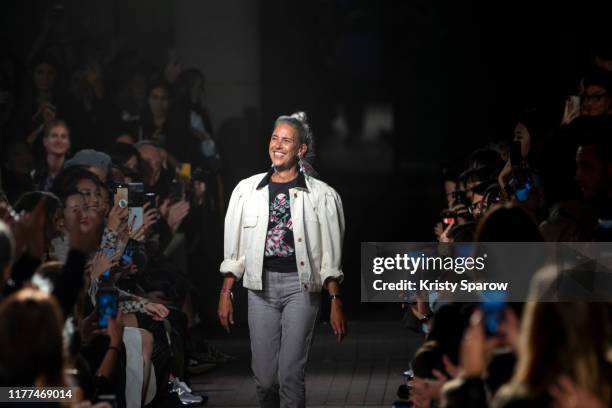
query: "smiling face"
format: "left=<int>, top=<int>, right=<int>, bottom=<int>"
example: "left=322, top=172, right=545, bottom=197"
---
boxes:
left=63, top=194, right=88, bottom=229
left=268, top=123, right=307, bottom=171
left=76, top=178, right=101, bottom=212
left=43, top=125, right=70, bottom=156
left=63, top=193, right=101, bottom=235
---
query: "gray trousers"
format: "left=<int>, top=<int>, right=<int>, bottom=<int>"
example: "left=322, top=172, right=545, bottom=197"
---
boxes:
left=248, top=271, right=320, bottom=408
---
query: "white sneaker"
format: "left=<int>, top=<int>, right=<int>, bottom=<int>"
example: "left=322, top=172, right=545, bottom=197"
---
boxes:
left=170, top=378, right=204, bottom=405
left=178, top=379, right=192, bottom=393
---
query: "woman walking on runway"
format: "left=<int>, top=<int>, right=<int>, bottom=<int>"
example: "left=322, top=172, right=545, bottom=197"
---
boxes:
left=217, top=111, right=347, bottom=408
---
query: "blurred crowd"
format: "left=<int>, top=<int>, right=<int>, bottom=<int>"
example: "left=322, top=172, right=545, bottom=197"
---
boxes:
left=2, top=4, right=612, bottom=408
left=0, top=11, right=230, bottom=407
left=394, top=46, right=612, bottom=407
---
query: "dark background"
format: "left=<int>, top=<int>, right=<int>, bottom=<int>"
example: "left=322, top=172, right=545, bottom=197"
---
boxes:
left=1, top=0, right=610, bottom=319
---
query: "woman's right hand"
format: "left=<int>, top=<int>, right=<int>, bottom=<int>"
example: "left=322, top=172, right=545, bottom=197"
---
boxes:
left=107, top=203, right=128, bottom=233
left=218, top=291, right=234, bottom=333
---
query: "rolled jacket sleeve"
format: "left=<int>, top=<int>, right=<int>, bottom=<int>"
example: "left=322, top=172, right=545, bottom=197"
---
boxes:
left=219, top=181, right=247, bottom=279
left=317, top=188, right=345, bottom=287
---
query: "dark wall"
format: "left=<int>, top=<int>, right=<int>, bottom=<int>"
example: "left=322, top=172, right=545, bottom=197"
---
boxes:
left=258, top=0, right=612, bottom=315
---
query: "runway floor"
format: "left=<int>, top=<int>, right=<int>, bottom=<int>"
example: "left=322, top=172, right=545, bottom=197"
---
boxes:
left=189, top=320, right=422, bottom=407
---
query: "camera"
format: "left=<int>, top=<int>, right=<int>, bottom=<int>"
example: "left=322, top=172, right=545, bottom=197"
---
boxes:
left=440, top=209, right=457, bottom=225
left=145, top=192, right=156, bottom=209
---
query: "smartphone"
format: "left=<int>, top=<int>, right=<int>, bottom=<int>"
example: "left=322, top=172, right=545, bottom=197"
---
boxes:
left=128, top=183, right=145, bottom=207
left=481, top=291, right=507, bottom=337
left=128, top=183, right=145, bottom=230
left=97, top=289, right=118, bottom=329
left=513, top=179, right=532, bottom=203
left=128, top=207, right=144, bottom=231
left=114, top=184, right=128, bottom=209
left=508, top=169, right=533, bottom=203
left=509, top=141, right=523, bottom=168
left=145, top=192, right=156, bottom=209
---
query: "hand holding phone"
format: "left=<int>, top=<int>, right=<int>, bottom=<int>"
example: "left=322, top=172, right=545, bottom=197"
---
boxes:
left=127, top=183, right=145, bottom=231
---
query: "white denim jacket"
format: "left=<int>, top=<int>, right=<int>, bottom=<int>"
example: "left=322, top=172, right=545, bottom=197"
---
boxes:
left=220, top=169, right=345, bottom=291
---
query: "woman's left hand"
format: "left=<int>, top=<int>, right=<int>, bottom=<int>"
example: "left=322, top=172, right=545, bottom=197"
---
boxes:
left=145, top=302, right=170, bottom=321
left=330, top=299, right=347, bottom=343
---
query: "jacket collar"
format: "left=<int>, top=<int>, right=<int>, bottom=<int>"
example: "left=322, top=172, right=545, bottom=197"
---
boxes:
left=256, top=166, right=308, bottom=191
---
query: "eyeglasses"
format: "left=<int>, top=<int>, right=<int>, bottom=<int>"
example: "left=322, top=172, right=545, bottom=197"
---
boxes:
left=468, top=200, right=484, bottom=215
left=581, top=92, right=608, bottom=104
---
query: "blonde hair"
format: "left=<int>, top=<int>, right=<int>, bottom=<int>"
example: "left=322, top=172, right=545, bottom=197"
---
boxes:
left=508, top=302, right=611, bottom=404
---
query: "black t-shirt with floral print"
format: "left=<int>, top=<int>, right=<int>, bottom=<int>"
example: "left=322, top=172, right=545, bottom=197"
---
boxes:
left=263, top=178, right=298, bottom=272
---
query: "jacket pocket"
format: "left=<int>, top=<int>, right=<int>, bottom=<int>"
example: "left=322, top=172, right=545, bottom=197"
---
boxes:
left=243, top=215, right=258, bottom=228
